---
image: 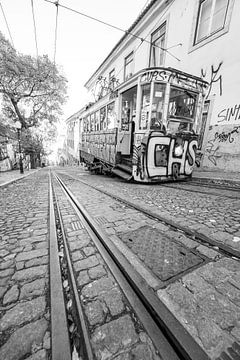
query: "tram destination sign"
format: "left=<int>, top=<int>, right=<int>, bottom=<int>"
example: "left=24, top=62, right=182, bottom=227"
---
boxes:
left=140, top=68, right=207, bottom=93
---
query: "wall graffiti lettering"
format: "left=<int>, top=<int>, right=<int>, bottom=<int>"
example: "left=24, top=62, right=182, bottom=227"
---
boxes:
left=92, top=76, right=120, bottom=102
left=201, top=61, right=223, bottom=99
left=217, top=104, right=240, bottom=123
left=214, top=126, right=240, bottom=143
left=205, top=140, right=221, bottom=166
left=205, top=125, right=240, bottom=165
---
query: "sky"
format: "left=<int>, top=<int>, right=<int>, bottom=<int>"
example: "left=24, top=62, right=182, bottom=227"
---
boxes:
left=0, top=0, right=150, bottom=121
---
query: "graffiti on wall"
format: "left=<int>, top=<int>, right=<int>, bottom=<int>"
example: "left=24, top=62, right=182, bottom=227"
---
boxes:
left=214, top=126, right=240, bottom=143
left=92, top=76, right=120, bottom=102
left=201, top=61, right=223, bottom=99
left=217, top=104, right=240, bottom=123
left=205, top=125, right=240, bottom=166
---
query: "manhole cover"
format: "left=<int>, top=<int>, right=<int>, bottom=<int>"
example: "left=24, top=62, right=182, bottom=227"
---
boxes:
left=119, top=226, right=204, bottom=281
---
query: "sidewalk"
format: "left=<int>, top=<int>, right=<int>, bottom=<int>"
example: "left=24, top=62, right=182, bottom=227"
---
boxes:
left=0, top=169, right=40, bottom=187
left=193, top=167, right=240, bottom=185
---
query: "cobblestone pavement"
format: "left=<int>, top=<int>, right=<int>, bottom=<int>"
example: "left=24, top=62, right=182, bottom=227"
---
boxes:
left=52, top=176, right=161, bottom=360
left=1, top=167, right=240, bottom=360
left=0, top=170, right=50, bottom=360
left=60, top=166, right=240, bottom=252
left=56, top=168, right=240, bottom=360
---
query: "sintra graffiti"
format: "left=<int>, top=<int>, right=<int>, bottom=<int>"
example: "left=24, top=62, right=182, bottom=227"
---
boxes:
left=217, top=104, right=240, bottom=123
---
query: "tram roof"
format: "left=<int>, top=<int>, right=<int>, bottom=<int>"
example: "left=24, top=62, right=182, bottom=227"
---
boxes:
left=115, top=67, right=209, bottom=91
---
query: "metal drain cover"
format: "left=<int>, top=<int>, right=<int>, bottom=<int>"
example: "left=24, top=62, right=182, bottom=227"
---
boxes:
left=119, top=226, right=204, bottom=281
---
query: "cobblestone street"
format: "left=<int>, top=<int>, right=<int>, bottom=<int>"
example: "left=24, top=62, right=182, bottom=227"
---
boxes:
left=0, top=167, right=240, bottom=360
left=63, top=167, right=240, bottom=252
left=0, top=170, right=50, bottom=360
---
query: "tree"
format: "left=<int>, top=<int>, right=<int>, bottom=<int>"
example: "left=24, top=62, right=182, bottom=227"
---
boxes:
left=0, top=31, right=68, bottom=129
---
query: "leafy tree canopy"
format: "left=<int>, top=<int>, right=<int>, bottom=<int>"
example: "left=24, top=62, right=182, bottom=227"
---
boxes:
left=0, top=31, right=68, bottom=129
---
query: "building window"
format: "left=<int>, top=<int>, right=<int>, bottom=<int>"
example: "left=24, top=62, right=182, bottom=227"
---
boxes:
left=149, top=22, right=166, bottom=67
left=124, top=52, right=134, bottom=81
left=194, top=0, right=229, bottom=44
left=109, top=68, right=115, bottom=83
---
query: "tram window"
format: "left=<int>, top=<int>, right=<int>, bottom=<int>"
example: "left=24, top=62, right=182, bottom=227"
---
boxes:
left=168, top=120, right=193, bottom=134
left=107, top=102, right=115, bottom=129
left=150, top=83, right=166, bottom=130
left=86, top=116, right=90, bottom=132
left=121, top=86, right=137, bottom=131
left=90, top=114, right=95, bottom=132
left=95, top=111, right=100, bottom=131
left=168, top=88, right=197, bottom=119
left=140, top=84, right=151, bottom=130
left=83, top=117, right=87, bottom=132
left=100, top=107, right=106, bottom=131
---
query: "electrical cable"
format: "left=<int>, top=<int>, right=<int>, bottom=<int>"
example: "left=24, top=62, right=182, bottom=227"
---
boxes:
left=113, top=0, right=175, bottom=83
left=43, top=0, right=180, bottom=62
left=53, top=0, right=59, bottom=64
left=31, top=0, right=39, bottom=59
left=0, top=1, right=14, bottom=46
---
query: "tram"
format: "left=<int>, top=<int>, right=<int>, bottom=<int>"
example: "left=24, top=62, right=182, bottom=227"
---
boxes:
left=79, top=67, right=208, bottom=183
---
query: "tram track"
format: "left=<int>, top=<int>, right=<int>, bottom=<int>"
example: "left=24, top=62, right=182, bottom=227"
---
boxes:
left=55, top=170, right=240, bottom=261
left=49, top=170, right=211, bottom=360
left=158, top=180, right=240, bottom=199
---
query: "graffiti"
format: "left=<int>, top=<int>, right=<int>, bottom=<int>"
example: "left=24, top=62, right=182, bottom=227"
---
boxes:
left=133, top=135, right=198, bottom=180
left=205, top=139, right=221, bottom=166
left=201, top=61, right=223, bottom=99
left=92, top=76, right=120, bottom=102
left=140, top=69, right=207, bottom=93
left=204, top=125, right=240, bottom=165
left=217, top=104, right=240, bottom=123
left=214, top=126, right=240, bottom=143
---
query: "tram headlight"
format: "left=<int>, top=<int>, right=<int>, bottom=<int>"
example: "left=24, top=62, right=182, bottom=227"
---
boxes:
left=174, top=145, right=183, bottom=157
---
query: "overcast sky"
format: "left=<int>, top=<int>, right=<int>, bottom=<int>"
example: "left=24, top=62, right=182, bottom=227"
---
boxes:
left=0, top=0, right=149, bottom=120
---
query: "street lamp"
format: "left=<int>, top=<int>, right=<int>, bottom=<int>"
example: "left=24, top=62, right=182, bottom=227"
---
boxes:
left=15, top=120, right=24, bottom=174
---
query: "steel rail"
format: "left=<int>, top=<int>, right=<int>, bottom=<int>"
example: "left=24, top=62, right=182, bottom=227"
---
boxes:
left=52, top=176, right=94, bottom=360
left=55, top=171, right=240, bottom=260
left=158, top=181, right=240, bottom=199
left=53, top=171, right=210, bottom=360
left=48, top=173, right=71, bottom=360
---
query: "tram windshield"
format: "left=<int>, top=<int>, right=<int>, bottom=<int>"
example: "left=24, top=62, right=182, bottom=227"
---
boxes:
left=167, top=87, right=197, bottom=133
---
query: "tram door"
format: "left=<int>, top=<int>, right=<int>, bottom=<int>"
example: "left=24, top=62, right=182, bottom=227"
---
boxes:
left=119, top=86, right=137, bottom=155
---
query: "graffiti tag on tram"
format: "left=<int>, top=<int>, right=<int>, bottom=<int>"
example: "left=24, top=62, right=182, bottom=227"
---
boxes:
left=140, top=69, right=207, bottom=92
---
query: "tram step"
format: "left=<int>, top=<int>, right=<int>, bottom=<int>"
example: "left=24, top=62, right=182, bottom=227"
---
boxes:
left=121, top=157, right=132, bottom=167
left=116, top=163, right=132, bottom=174
left=112, top=167, right=133, bottom=181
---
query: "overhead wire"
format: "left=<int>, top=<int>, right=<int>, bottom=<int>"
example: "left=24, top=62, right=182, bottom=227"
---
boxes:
left=53, top=0, right=59, bottom=64
left=31, top=0, right=39, bottom=59
left=0, top=1, right=14, bottom=46
left=113, top=0, right=176, bottom=83
left=43, top=0, right=180, bottom=62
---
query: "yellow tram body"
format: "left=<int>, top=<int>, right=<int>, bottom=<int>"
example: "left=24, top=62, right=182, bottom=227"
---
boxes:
left=80, top=67, right=208, bottom=183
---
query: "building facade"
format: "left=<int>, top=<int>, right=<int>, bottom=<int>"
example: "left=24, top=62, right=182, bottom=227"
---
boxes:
left=65, top=110, right=82, bottom=164
left=0, top=123, right=18, bottom=172
left=65, top=0, right=239, bottom=172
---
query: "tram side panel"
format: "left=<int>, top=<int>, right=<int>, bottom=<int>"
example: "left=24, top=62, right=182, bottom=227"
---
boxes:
left=132, top=132, right=198, bottom=182
left=80, top=129, right=118, bottom=169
